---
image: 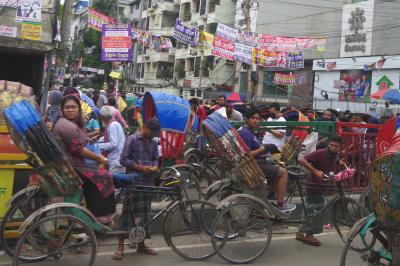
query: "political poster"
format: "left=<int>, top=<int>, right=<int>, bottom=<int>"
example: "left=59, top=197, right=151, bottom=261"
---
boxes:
left=173, top=19, right=198, bottom=45
left=16, top=0, right=42, bottom=22
left=236, top=31, right=258, bottom=47
left=252, top=48, right=287, bottom=68
left=287, top=51, right=304, bottom=69
left=274, top=73, right=296, bottom=85
left=212, top=35, right=235, bottom=60
left=215, top=23, right=237, bottom=42
left=20, top=21, right=42, bottom=41
left=199, top=31, right=214, bottom=52
left=101, top=24, right=132, bottom=62
left=234, top=42, right=253, bottom=64
left=0, top=26, right=17, bottom=38
left=88, top=8, right=117, bottom=32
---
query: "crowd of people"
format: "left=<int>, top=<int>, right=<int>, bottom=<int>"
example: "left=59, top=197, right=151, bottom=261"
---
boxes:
left=37, top=85, right=386, bottom=258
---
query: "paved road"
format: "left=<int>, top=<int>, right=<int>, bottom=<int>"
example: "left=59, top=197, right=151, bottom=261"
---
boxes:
left=0, top=230, right=347, bottom=266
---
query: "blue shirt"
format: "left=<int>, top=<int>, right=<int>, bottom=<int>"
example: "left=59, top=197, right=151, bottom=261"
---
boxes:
left=86, top=118, right=100, bottom=132
left=239, top=125, right=261, bottom=158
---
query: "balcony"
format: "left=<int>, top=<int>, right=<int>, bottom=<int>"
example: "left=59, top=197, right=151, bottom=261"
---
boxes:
left=150, top=27, right=175, bottom=36
left=146, top=49, right=175, bottom=62
left=175, top=48, right=192, bottom=59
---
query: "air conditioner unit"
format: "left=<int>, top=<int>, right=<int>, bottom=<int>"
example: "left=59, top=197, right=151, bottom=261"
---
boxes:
left=190, top=49, right=197, bottom=55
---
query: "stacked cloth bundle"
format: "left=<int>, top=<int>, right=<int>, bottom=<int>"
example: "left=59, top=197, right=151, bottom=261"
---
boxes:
left=202, top=112, right=265, bottom=188
left=4, top=100, right=82, bottom=196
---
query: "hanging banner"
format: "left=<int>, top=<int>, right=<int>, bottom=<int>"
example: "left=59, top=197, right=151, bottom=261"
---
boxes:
left=215, top=23, right=238, bottom=42
left=315, top=38, right=327, bottom=52
left=199, top=31, right=214, bottom=52
left=160, top=37, right=173, bottom=49
left=212, top=36, right=234, bottom=60
left=101, top=24, right=132, bottom=62
left=173, top=19, right=198, bottom=45
left=0, top=26, right=17, bottom=38
left=16, top=0, right=42, bottom=22
left=88, top=8, right=117, bottom=32
left=234, top=42, right=253, bottom=65
left=252, top=48, right=287, bottom=68
left=236, top=31, right=258, bottom=47
left=20, top=21, right=42, bottom=41
left=287, top=51, right=304, bottom=69
left=274, top=73, right=296, bottom=85
left=257, top=34, right=320, bottom=52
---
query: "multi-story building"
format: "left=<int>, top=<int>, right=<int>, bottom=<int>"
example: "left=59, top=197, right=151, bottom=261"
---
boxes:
left=256, top=0, right=400, bottom=111
left=127, top=0, right=236, bottom=99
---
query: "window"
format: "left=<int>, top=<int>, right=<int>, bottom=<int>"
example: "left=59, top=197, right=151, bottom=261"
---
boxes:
left=130, top=5, right=134, bottom=13
left=119, top=7, right=125, bottom=16
left=196, top=90, right=202, bottom=97
left=190, top=90, right=195, bottom=97
left=194, top=57, right=201, bottom=77
left=179, top=88, right=183, bottom=96
left=135, top=2, right=139, bottom=9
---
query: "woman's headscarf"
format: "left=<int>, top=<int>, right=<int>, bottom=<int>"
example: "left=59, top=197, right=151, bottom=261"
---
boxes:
left=46, top=90, right=63, bottom=123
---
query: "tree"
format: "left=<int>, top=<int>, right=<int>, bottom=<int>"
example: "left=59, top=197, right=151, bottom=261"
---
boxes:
left=68, top=0, right=119, bottom=88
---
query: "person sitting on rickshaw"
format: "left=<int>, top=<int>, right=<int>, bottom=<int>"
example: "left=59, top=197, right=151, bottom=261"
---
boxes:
left=52, top=91, right=116, bottom=224
left=239, top=108, right=295, bottom=212
left=262, top=103, right=286, bottom=154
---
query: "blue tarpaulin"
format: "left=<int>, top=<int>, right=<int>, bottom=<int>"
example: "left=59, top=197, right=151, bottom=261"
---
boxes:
left=202, top=112, right=232, bottom=138
left=143, top=92, right=192, bottom=133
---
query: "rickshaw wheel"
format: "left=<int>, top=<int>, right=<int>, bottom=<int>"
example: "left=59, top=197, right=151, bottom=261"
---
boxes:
left=211, top=199, right=272, bottom=264
left=13, top=214, right=97, bottom=265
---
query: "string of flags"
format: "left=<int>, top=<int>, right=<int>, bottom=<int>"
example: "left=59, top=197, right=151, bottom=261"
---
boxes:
left=316, top=58, right=386, bottom=72
left=88, top=8, right=327, bottom=69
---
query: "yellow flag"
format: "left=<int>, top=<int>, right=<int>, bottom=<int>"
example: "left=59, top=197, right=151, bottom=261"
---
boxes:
left=117, top=96, right=127, bottom=113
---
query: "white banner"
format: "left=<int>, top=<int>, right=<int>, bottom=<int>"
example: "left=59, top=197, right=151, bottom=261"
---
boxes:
left=215, top=23, right=238, bottom=42
left=0, top=26, right=17, bottom=38
left=234, top=43, right=253, bottom=64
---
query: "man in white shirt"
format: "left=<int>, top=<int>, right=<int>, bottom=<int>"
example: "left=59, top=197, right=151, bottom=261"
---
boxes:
left=98, top=106, right=126, bottom=173
left=215, top=103, right=243, bottom=121
left=262, top=103, right=286, bottom=153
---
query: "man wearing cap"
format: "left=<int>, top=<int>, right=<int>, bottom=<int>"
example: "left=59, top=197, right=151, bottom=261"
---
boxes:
left=98, top=106, right=126, bottom=173
left=114, top=119, right=161, bottom=260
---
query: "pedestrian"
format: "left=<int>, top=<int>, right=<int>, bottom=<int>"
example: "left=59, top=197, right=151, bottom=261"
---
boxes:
left=189, top=98, right=206, bottom=128
left=108, top=97, right=129, bottom=129
left=45, top=90, right=62, bottom=126
left=113, top=119, right=161, bottom=260
left=52, top=94, right=116, bottom=224
left=98, top=106, right=126, bottom=174
left=213, top=95, right=226, bottom=110
left=296, top=136, right=342, bottom=246
left=93, top=89, right=108, bottom=109
left=85, top=111, right=100, bottom=139
left=215, top=102, right=243, bottom=121
left=262, top=103, right=286, bottom=153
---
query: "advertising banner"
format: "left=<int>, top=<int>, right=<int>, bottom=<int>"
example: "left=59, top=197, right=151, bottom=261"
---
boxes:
left=212, top=36, right=235, bottom=60
left=287, top=51, right=304, bottom=69
left=252, top=48, right=287, bottom=68
left=20, top=21, right=42, bottom=40
left=101, top=24, right=132, bottom=62
left=274, top=73, right=296, bottom=85
left=236, top=31, right=258, bottom=47
left=199, top=31, right=214, bottom=52
left=173, top=19, right=198, bottom=45
left=234, top=42, right=253, bottom=65
left=88, top=8, right=117, bottom=32
left=0, top=26, right=17, bottom=38
left=215, top=23, right=237, bottom=42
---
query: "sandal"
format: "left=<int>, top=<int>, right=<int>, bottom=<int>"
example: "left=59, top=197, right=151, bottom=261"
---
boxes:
left=137, top=245, right=158, bottom=256
left=302, top=236, right=321, bottom=246
left=112, top=250, right=124, bottom=260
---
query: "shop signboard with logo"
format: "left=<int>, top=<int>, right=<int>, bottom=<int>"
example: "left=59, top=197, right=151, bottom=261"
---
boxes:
left=340, top=0, right=374, bottom=57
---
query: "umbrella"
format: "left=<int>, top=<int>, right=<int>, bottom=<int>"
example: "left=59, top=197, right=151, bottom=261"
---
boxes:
left=371, top=89, right=389, bottom=99
left=382, top=89, right=400, bottom=104
left=226, top=93, right=243, bottom=102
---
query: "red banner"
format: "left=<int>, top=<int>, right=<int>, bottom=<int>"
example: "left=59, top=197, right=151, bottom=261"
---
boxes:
left=213, top=36, right=235, bottom=51
left=377, top=117, right=396, bottom=156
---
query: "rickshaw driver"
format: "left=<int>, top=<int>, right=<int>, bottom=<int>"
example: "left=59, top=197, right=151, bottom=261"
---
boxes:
left=239, top=108, right=296, bottom=212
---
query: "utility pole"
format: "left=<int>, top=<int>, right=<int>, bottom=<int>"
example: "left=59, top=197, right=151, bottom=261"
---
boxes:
left=57, top=0, right=73, bottom=86
left=244, top=0, right=253, bottom=104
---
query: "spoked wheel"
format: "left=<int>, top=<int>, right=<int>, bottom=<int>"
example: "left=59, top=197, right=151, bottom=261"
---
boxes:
left=333, top=198, right=371, bottom=250
left=211, top=200, right=272, bottom=264
left=163, top=199, right=218, bottom=260
left=13, top=214, right=97, bottom=265
left=340, top=227, right=389, bottom=266
left=0, top=189, right=48, bottom=260
left=159, top=165, right=201, bottom=201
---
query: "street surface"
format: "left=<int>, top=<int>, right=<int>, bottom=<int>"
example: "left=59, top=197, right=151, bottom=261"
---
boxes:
left=0, top=230, right=346, bottom=266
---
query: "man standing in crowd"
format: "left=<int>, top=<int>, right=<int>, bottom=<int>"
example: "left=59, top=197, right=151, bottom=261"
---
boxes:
left=107, top=97, right=129, bottom=129
left=239, top=108, right=295, bottom=212
left=296, top=136, right=342, bottom=246
left=262, top=103, right=286, bottom=153
left=215, top=102, right=243, bottom=121
left=213, top=95, right=226, bottom=110
left=114, top=119, right=161, bottom=260
left=93, top=89, right=108, bottom=109
left=189, top=98, right=207, bottom=128
left=98, top=106, right=126, bottom=174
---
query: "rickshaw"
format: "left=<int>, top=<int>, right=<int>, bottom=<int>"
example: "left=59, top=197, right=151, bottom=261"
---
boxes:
left=2, top=99, right=217, bottom=265
left=201, top=112, right=369, bottom=264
